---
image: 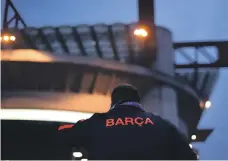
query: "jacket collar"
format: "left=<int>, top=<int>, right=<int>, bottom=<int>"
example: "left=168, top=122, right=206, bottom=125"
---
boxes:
left=110, top=101, right=144, bottom=111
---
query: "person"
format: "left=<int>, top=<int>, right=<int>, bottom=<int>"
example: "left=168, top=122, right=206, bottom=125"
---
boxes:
left=58, top=84, right=197, bottom=160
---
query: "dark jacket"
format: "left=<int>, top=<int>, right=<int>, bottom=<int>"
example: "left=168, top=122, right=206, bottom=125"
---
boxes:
left=58, top=104, right=197, bottom=160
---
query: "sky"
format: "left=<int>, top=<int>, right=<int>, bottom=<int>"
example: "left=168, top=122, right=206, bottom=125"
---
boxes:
left=1, top=0, right=228, bottom=159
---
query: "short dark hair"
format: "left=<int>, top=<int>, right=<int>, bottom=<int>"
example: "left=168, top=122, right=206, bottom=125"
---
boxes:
left=111, top=84, right=140, bottom=105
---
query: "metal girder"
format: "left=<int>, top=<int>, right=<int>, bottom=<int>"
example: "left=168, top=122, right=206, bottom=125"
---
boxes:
left=3, top=0, right=26, bottom=29
left=125, top=25, right=135, bottom=63
left=20, top=29, right=37, bottom=49
left=174, top=41, right=228, bottom=68
left=199, top=47, right=215, bottom=63
left=37, top=28, right=54, bottom=52
left=90, top=26, right=103, bottom=58
left=55, top=27, right=69, bottom=53
left=176, top=62, right=228, bottom=68
left=191, top=129, right=213, bottom=142
left=176, top=48, right=194, bottom=63
left=72, top=27, right=87, bottom=56
left=174, top=41, right=227, bottom=48
left=107, top=25, right=119, bottom=60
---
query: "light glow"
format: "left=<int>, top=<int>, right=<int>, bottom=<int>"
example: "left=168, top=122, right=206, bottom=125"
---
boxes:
left=134, top=28, right=148, bottom=37
left=3, top=35, right=9, bottom=41
left=191, top=135, right=197, bottom=140
left=10, top=35, right=16, bottom=41
left=0, top=109, right=93, bottom=123
left=200, top=100, right=212, bottom=109
left=205, top=100, right=211, bottom=108
left=81, top=159, right=88, bottom=161
left=72, top=152, right=83, bottom=158
left=1, top=35, right=16, bottom=43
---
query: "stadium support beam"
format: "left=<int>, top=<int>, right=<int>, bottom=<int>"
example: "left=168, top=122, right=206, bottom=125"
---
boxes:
left=55, top=28, right=69, bottom=53
left=190, top=129, right=213, bottom=142
left=72, top=27, right=87, bottom=56
left=90, top=26, right=103, bottom=58
left=3, top=0, right=26, bottom=29
left=38, top=28, right=53, bottom=52
left=125, top=25, right=135, bottom=63
left=175, top=62, right=228, bottom=68
left=108, top=25, right=120, bottom=60
left=138, top=0, right=155, bottom=24
left=174, top=41, right=228, bottom=69
left=138, top=0, right=156, bottom=67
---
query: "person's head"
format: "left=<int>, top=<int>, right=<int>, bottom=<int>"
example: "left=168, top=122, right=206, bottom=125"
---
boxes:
left=111, top=84, right=140, bottom=106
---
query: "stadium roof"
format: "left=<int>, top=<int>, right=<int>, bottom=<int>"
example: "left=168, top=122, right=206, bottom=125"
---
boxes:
left=2, top=24, right=144, bottom=62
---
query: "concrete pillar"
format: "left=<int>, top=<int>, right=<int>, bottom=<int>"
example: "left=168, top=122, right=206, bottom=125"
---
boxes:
left=142, top=27, right=179, bottom=128
left=154, top=27, right=175, bottom=76
left=142, top=87, right=162, bottom=116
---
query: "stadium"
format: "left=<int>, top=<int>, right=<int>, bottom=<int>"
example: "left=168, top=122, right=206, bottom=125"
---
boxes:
left=1, top=0, right=227, bottom=159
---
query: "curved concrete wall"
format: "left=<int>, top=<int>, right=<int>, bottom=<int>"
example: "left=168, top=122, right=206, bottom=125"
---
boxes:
left=1, top=91, right=111, bottom=113
left=1, top=49, right=200, bottom=99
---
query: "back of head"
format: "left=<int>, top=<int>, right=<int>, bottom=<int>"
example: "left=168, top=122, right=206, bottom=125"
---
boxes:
left=111, top=84, right=140, bottom=106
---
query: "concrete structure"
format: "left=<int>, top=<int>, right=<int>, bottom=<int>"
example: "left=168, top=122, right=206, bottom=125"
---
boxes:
left=1, top=24, right=219, bottom=160
left=1, top=24, right=215, bottom=139
left=143, top=27, right=179, bottom=127
left=1, top=27, right=179, bottom=129
left=2, top=0, right=227, bottom=159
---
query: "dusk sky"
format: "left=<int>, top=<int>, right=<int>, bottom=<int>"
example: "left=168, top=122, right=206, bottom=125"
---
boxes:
left=1, top=0, right=228, bottom=159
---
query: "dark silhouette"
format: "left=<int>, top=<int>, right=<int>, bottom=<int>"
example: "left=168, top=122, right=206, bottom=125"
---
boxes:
left=58, top=84, right=197, bottom=160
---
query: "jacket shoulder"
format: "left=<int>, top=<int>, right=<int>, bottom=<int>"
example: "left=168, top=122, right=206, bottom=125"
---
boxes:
left=144, top=112, right=167, bottom=124
left=74, top=113, right=103, bottom=127
left=143, top=112, right=181, bottom=131
left=57, top=116, right=92, bottom=132
left=150, top=115, right=189, bottom=141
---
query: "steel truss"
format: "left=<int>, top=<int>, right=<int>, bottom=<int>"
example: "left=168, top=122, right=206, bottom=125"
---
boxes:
left=175, top=41, right=228, bottom=68
left=3, top=0, right=27, bottom=29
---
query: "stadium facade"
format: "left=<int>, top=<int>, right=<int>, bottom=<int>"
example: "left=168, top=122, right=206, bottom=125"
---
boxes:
left=2, top=24, right=214, bottom=137
left=2, top=0, right=227, bottom=159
